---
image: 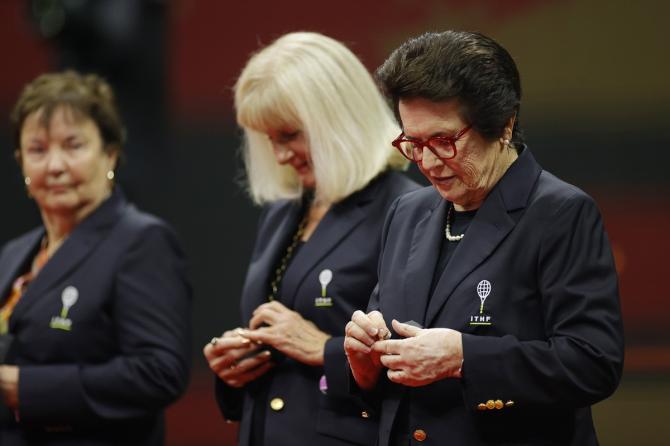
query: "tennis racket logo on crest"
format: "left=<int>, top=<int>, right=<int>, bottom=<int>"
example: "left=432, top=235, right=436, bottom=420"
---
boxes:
left=50, top=285, right=79, bottom=331
left=469, top=280, right=493, bottom=326
left=315, top=269, right=333, bottom=307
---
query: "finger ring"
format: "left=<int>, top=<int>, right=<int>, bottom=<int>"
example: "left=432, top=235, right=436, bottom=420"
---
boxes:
left=210, top=337, right=218, bottom=346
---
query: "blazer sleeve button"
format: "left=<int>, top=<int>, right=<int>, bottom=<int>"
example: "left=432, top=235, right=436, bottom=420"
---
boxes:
left=413, top=429, right=427, bottom=442
left=477, top=403, right=487, bottom=411
left=505, top=400, right=515, bottom=408
left=485, top=400, right=496, bottom=410
left=494, top=399, right=504, bottom=409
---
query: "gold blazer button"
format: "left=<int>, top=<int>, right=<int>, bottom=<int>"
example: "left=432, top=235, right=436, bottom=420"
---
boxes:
left=494, top=400, right=504, bottom=409
left=361, top=411, right=369, bottom=418
left=413, top=429, right=427, bottom=442
left=477, top=403, right=487, bottom=411
left=505, top=400, right=515, bottom=408
left=270, top=397, right=285, bottom=411
left=485, top=400, right=496, bottom=410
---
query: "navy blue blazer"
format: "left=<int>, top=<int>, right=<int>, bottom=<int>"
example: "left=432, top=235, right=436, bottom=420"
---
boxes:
left=215, top=171, right=419, bottom=446
left=0, top=189, right=192, bottom=445
left=367, top=148, right=624, bottom=446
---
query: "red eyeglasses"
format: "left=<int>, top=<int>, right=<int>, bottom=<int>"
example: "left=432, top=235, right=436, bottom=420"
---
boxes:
left=392, top=125, right=471, bottom=162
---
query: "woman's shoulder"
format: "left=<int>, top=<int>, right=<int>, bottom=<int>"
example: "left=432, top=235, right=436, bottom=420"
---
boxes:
left=79, top=188, right=177, bottom=240
left=533, top=170, right=596, bottom=208
left=104, top=204, right=187, bottom=265
left=527, top=170, right=602, bottom=226
left=378, top=169, right=422, bottom=195
left=379, top=184, right=442, bottom=228
left=259, top=198, right=299, bottom=222
left=120, top=203, right=171, bottom=231
left=114, top=204, right=184, bottom=248
left=0, top=227, right=43, bottom=256
left=393, top=183, right=441, bottom=209
left=353, top=170, right=421, bottom=207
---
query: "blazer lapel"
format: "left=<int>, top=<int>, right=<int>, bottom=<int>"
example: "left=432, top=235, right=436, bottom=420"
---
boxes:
left=401, top=196, right=446, bottom=327
left=10, top=190, right=126, bottom=324
left=279, top=182, right=383, bottom=309
left=425, top=189, right=515, bottom=326
left=0, top=229, right=43, bottom=303
left=241, top=202, right=302, bottom=322
left=424, top=147, right=542, bottom=326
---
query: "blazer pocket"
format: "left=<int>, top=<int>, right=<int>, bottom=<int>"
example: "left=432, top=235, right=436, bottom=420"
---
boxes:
left=316, top=406, right=378, bottom=445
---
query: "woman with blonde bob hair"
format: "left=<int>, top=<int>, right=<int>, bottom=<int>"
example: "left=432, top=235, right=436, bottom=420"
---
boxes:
left=203, top=32, right=418, bottom=446
left=238, top=31, right=408, bottom=204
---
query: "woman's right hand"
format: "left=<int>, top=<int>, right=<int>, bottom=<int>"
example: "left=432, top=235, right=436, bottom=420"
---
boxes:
left=344, top=310, right=390, bottom=390
left=203, top=328, right=274, bottom=388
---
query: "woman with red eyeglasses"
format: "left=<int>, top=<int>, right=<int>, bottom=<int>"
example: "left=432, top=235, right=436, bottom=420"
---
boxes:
left=344, top=31, right=623, bottom=446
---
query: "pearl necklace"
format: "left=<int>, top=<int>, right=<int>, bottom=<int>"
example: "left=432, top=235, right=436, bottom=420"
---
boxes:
left=445, top=203, right=465, bottom=241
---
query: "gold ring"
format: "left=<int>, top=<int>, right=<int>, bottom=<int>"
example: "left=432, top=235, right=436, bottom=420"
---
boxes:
left=210, top=337, right=218, bottom=346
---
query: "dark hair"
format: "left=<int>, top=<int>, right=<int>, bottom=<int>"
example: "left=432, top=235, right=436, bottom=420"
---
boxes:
left=376, top=31, right=524, bottom=146
left=10, top=70, right=126, bottom=154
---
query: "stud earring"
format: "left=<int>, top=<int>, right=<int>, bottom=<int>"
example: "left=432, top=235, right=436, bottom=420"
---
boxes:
left=106, top=170, right=115, bottom=180
left=24, top=176, right=33, bottom=198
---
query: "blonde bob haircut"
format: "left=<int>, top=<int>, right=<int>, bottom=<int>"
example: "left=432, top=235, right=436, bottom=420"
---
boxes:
left=235, top=31, right=408, bottom=205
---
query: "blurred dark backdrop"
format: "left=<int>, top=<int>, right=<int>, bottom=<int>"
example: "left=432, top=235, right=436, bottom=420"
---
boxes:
left=1, top=0, right=668, bottom=444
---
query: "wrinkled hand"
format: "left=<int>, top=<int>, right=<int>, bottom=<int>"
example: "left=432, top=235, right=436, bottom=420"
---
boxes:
left=203, top=328, right=274, bottom=388
left=373, top=319, right=463, bottom=387
left=0, top=365, right=19, bottom=409
left=344, top=310, right=391, bottom=390
left=241, top=301, right=331, bottom=366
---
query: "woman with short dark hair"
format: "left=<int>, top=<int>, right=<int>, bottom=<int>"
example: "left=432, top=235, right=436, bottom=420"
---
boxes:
left=345, top=31, right=624, bottom=446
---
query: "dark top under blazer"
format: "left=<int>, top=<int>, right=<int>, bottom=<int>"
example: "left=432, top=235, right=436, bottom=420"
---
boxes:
left=215, top=171, right=419, bottom=446
left=367, top=148, right=624, bottom=446
left=0, top=189, right=192, bottom=445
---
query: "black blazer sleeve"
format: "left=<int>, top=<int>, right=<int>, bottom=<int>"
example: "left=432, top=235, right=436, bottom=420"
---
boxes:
left=460, top=192, right=624, bottom=410
left=214, top=205, right=272, bottom=421
left=344, top=197, right=401, bottom=405
left=328, top=190, right=409, bottom=400
left=17, top=223, right=192, bottom=425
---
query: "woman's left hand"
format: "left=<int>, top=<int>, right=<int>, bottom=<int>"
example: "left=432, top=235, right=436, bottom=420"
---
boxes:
left=0, top=365, right=19, bottom=409
left=243, top=301, right=331, bottom=366
left=372, top=319, right=463, bottom=387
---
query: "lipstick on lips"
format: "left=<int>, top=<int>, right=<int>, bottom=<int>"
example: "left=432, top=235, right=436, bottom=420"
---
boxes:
left=433, top=175, right=455, bottom=184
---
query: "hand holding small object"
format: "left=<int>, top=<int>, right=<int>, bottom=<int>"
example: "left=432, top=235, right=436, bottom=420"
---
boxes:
left=203, top=328, right=274, bottom=388
left=372, top=319, right=463, bottom=387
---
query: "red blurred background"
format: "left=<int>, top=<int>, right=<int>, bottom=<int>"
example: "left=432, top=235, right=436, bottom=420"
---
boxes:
left=1, top=0, right=669, bottom=444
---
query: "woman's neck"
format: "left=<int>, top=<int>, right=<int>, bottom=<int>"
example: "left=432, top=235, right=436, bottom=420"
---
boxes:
left=41, top=212, right=75, bottom=257
left=39, top=188, right=112, bottom=257
left=301, top=201, right=330, bottom=241
left=453, top=147, right=518, bottom=212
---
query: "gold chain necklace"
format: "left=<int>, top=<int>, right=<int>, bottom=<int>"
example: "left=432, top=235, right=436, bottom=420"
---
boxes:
left=268, top=216, right=308, bottom=301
